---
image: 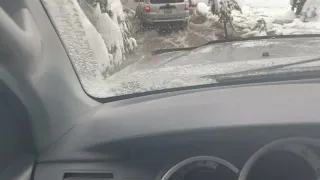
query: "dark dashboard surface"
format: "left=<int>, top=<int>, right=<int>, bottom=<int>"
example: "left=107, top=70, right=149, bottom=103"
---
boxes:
left=34, top=81, right=320, bottom=180
left=39, top=82, right=320, bottom=161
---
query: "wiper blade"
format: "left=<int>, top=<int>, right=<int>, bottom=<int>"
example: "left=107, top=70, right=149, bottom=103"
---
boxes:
left=152, top=46, right=194, bottom=55
left=208, top=68, right=320, bottom=85
left=202, top=56, right=320, bottom=81
left=152, top=34, right=320, bottom=55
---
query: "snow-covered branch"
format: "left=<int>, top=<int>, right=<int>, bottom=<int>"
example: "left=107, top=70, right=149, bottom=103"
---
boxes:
left=78, top=0, right=137, bottom=77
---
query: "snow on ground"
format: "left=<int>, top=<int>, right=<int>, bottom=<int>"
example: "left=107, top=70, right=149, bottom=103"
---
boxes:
left=114, top=0, right=320, bottom=77
left=197, top=2, right=210, bottom=15
left=302, top=0, right=320, bottom=20
left=232, top=0, right=320, bottom=37
left=131, top=0, right=320, bottom=58
left=103, top=0, right=320, bottom=97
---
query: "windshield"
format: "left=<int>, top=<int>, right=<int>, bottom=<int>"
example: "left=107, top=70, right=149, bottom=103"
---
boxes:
left=41, top=0, right=320, bottom=98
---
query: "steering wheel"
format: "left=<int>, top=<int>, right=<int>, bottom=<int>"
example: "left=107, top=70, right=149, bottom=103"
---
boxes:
left=237, top=137, right=320, bottom=180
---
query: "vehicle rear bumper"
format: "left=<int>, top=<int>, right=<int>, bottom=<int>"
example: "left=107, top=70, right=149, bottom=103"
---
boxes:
left=143, top=18, right=189, bottom=29
left=143, top=17, right=189, bottom=25
left=142, top=12, right=189, bottom=24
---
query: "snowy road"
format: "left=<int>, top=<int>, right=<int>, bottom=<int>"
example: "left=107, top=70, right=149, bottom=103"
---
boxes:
left=50, top=0, right=320, bottom=97
left=115, top=0, right=320, bottom=79
left=121, top=0, right=320, bottom=64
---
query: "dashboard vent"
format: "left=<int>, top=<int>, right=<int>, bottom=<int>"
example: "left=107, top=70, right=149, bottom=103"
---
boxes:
left=63, top=172, right=114, bottom=180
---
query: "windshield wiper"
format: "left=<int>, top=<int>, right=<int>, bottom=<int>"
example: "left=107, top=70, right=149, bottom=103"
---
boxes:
left=204, top=68, right=320, bottom=87
left=202, top=56, right=320, bottom=82
left=152, top=34, right=320, bottom=55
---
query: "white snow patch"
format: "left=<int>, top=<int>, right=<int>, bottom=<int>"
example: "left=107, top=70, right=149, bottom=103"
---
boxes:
left=234, top=0, right=244, bottom=8
left=128, top=37, right=137, bottom=51
left=96, top=13, right=124, bottom=68
left=108, top=0, right=126, bottom=24
left=274, top=10, right=296, bottom=23
left=197, top=2, right=210, bottom=15
left=302, top=0, right=320, bottom=20
left=94, top=2, right=102, bottom=17
left=228, top=0, right=320, bottom=37
left=232, top=41, right=281, bottom=48
left=77, top=3, right=112, bottom=73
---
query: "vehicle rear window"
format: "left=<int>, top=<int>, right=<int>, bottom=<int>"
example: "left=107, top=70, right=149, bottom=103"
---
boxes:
left=150, top=0, right=184, bottom=4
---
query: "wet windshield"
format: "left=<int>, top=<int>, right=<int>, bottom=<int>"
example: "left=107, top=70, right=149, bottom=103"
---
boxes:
left=41, top=0, right=320, bottom=98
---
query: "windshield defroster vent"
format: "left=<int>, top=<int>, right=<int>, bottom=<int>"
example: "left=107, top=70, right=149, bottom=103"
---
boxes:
left=63, top=172, right=114, bottom=180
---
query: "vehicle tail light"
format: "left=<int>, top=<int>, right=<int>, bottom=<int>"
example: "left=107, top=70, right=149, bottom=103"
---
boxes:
left=185, top=3, right=189, bottom=10
left=145, top=6, right=151, bottom=12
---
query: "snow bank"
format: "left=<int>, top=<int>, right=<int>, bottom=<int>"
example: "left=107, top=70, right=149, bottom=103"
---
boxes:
left=76, top=3, right=112, bottom=74
left=107, top=0, right=137, bottom=54
left=108, top=0, right=126, bottom=24
left=274, top=10, right=296, bottom=24
left=196, top=2, right=210, bottom=15
left=220, top=0, right=320, bottom=38
left=96, top=13, right=125, bottom=76
left=301, top=0, right=320, bottom=21
left=190, top=0, right=320, bottom=39
left=89, top=0, right=137, bottom=77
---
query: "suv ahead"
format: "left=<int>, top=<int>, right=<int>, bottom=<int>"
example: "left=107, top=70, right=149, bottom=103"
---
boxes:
left=135, top=0, right=190, bottom=29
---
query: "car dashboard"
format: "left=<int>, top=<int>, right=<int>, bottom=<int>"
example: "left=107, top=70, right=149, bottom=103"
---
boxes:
left=2, top=0, right=320, bottom=179
left=33, top=82, right=320, bottom=180
left=35, top=130, right=320, bottom=180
